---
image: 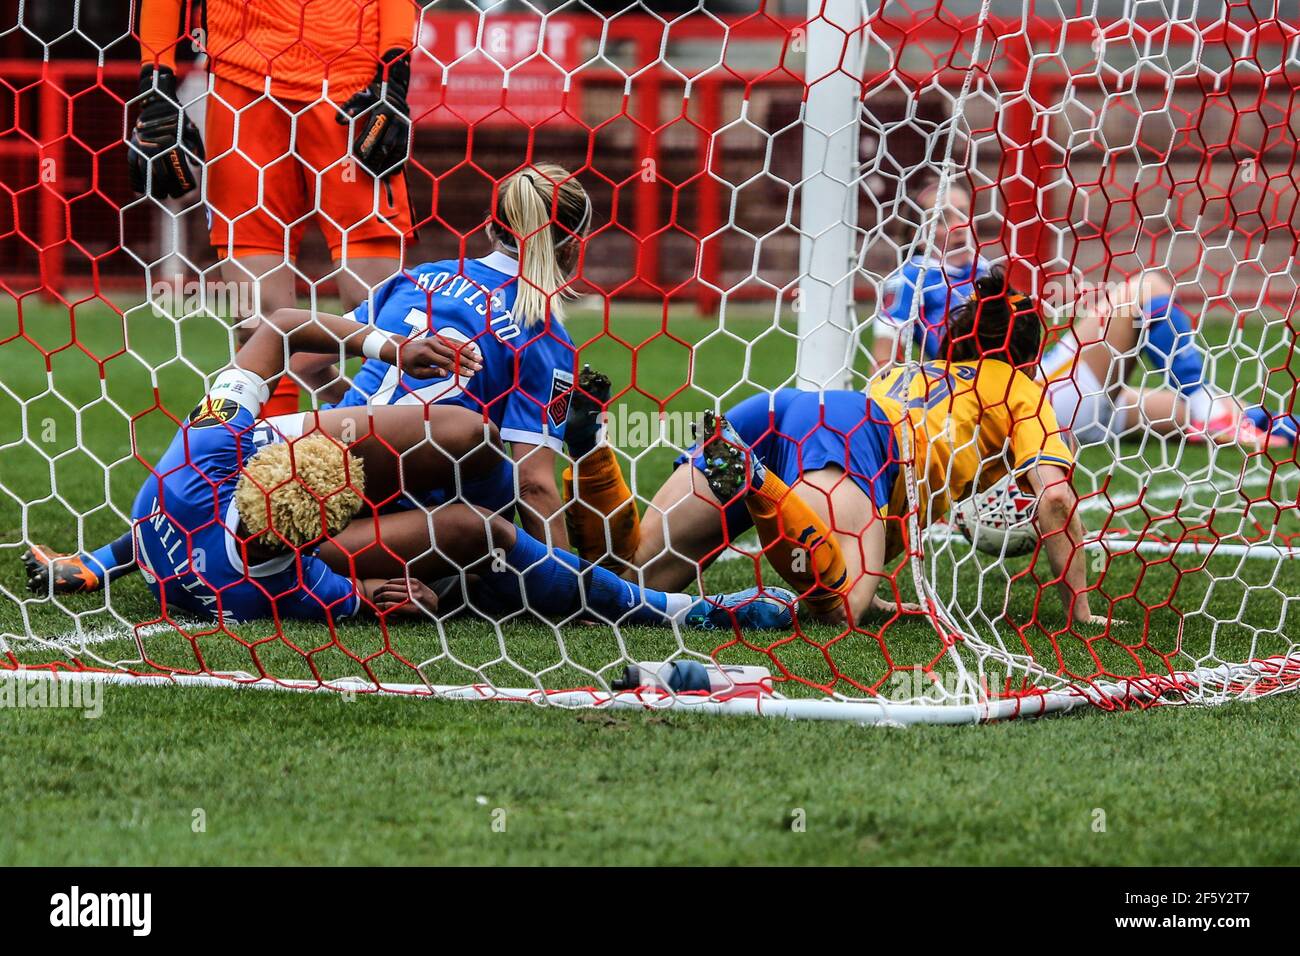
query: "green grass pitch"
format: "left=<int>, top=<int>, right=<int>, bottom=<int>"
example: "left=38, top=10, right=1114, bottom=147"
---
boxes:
left=1, top=294, right=1297, bottom=865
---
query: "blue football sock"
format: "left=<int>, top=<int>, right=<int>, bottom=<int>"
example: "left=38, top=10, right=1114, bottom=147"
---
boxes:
left=477, top=528, right=687, bottom=625
left=84, top=530, right=136, bottom=581
left=1245, top=406, right=1300, bottom=443
left=1142, top=295, right=1207, bottom=396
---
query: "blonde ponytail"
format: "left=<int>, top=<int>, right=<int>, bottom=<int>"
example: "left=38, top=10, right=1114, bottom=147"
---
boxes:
left=494, top=163, right=590, bottom=326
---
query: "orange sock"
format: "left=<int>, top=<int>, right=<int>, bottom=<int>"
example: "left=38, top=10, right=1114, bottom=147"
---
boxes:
left=745, top=471, right=849, bottom=617
left=263, top=376, right=300, bottom=417
left=562, top=446, right=640, bottom=568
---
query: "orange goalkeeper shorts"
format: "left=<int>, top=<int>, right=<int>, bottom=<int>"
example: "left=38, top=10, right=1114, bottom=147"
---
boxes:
left=204, top=75, right=412, bottom=261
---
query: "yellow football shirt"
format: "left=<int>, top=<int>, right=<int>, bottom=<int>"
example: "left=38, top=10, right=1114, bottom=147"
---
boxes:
left=869, top=359, right=1075, bottom=527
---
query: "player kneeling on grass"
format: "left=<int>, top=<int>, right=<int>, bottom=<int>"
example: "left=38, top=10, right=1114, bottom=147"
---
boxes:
left=25, top=311, right=792, bottom=632
left=562, top=269, right=1108, bottom=629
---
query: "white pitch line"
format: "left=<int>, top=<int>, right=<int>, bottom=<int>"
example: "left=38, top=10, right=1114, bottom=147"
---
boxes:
left=1076, top=473, right=1296, bottom=511
left=8, top=620, right=180, bottom=651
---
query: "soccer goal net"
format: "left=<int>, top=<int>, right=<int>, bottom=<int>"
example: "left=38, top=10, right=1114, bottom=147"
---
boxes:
left=1, top=1, right=1297, bottom=724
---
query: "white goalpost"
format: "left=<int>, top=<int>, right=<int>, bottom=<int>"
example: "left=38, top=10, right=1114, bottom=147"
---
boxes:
left=795, top=0, right=860, bottom=391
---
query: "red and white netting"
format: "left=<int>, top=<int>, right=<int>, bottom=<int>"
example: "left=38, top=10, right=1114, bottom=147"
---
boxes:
left=1, top=1, right=1297, bottom=723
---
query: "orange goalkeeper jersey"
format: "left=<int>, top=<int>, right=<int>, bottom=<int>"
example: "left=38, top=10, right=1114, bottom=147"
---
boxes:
left=140, top=0, right=416, bottom=104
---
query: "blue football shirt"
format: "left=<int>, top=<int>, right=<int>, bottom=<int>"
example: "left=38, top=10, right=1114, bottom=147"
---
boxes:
left=132, top=379, right=361, bottom=626
left=878, top=254, right=991, bottom=359
left=333, top=251, right=577, bottom=452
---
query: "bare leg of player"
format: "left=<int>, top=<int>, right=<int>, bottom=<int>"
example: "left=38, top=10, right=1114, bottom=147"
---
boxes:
left=1072, top=292, right=1142, bottom=401
left=565, top=372, right=889, bottom=623
left=1065, top=284, right=1239, bottom=442
left=1118, top=386, right=1185, bottom=437
left=334, top=256, right=400, bottom=312
left=222, top=253, right=297, bottom=345
left=635, top=465, right=730, bottom=592
left=1107, top=276, right=1271, bottom=447
left=1099, top=282, right=1253, bottom=444
left=787, top=467, right=888, bottom=626
left=1074, top=298, right=1184, bottom=437
left=321, top=503, right=503, bottom=581
left=635, top=461, right=889, bottom=626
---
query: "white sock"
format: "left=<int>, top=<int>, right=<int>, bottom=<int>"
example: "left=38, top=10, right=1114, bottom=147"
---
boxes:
left=1186, top=387, right=1215, bottom=424
left=664, top=593, right=695, bottom=619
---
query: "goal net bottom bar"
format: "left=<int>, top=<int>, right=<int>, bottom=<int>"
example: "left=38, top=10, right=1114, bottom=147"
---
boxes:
left=6, top=654, right=1298, bottom=726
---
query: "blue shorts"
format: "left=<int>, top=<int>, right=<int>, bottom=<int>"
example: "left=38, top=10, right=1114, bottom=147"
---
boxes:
left=676, top=389, right=899, bottom=540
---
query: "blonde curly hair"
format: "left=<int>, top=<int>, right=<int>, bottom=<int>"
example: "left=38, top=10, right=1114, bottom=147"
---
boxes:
left=233, top=434, right=365, bottom=548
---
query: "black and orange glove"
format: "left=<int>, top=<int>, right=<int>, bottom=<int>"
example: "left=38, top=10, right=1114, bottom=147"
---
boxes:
left=336, top=48, right=412, bottom=178
left=127, top=66, right=204, bottom=199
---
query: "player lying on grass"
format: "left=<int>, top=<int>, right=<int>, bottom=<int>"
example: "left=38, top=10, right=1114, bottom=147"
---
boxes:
left=25, top=310, right=793, bottom=631
left=562, top=269, right=1107, bottom=628
left=875, top=180, right=1298, bottom=449
left=30, top=162, right=589, bottom=594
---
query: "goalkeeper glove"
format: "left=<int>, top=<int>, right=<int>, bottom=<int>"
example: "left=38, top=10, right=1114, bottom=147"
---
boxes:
left=337, top=48, right=412, bottom=178
left=127, top=66, right=204, bottom=200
